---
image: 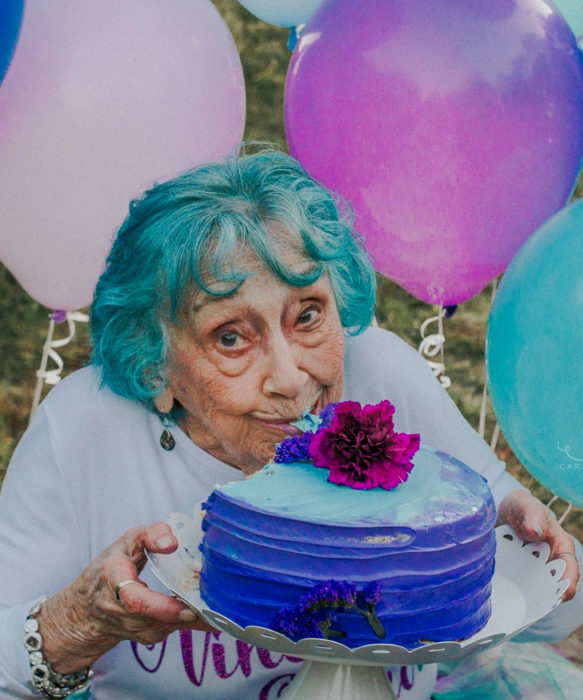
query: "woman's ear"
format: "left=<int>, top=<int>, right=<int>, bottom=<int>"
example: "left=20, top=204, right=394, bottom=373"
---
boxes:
left=154, top=386, right=174, bottom=414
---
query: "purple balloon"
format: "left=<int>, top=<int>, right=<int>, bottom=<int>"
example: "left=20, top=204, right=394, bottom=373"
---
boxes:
left=285, top=0, right=583, bottom=305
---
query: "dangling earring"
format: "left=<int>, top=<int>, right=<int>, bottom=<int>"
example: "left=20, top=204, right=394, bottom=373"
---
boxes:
left=160, top=414, right=176, bottom=451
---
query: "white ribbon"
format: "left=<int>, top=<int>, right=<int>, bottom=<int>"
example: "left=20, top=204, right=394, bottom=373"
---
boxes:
left=479, top=279, right=499, bottom=443
left=30, top=311, right=89, bottom=417
left=418, top=307, right=451, bottom=389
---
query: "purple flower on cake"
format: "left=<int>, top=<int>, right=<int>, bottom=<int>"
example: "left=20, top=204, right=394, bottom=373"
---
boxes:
left=270, top=578, right=385, bottom=641
left=299, top=579, right=358, bottom=611
left=357, top=582, right=381, bottom=607
left=270, top=605, right=332, bottom=640
left=274, top=431, right=313, bottom=463
left=273, top=403, right=338, bottom=464
left=308, top=400, right=420, bottom=490
left=317, top=402, right=338, bottom=429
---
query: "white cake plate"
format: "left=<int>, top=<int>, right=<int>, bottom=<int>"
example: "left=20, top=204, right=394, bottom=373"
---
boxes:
left=147, top=518, right=569, bottom=700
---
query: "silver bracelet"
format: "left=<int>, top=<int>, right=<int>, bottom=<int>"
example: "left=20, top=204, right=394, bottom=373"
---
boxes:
left=24, top=597, right=93, bottom=699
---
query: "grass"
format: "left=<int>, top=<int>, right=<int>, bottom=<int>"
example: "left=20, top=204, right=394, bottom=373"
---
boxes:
left=0, top=265, right=91, bottom=480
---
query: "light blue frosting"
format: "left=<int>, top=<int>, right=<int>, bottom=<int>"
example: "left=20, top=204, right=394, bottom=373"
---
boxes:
left=216, top=445, right=450, bottom=526
left=289, top=411, right=321, bottom=433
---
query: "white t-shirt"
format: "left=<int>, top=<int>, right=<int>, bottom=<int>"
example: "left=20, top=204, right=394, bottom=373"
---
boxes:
left=0, top=327, right=578, bottom=697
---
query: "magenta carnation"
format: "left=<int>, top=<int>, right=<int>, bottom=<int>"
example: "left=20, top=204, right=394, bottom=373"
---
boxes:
left=308, top=400, right=420, bottom=491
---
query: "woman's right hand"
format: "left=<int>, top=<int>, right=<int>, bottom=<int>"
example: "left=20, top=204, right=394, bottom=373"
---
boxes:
left=36, top=521, right=212, bottom=673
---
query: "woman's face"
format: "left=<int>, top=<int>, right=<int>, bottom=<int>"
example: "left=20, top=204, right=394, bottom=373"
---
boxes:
left=162, top=256, right=345, bottom=474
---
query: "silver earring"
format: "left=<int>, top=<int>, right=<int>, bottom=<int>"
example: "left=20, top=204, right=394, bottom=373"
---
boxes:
left=160, top=415, right=176, bottom=451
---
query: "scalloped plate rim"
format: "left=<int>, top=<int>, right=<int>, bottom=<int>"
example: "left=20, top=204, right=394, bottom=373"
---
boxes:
left=146, top=522, right=568, bottom=666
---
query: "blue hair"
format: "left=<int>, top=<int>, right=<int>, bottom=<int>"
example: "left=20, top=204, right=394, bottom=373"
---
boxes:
left=91, top=145, right=376, bottom=408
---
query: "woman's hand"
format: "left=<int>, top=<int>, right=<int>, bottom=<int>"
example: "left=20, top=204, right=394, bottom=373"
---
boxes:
left=497, top=489, right=580, bottom=601
left=36, top=521, right=213, bottom=673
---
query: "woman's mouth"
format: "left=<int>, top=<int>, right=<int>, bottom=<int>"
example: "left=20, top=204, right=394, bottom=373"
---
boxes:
left=310, top=398, right=322, bottom=415
left=258, top=398, right=322, bottom=436
left=258, top=419, right=303, bottom=436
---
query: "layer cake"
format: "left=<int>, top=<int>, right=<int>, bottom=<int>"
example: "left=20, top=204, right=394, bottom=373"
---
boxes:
left=200, top=443, right=496, bottom=648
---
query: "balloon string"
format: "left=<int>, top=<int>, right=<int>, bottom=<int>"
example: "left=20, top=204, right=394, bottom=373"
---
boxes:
left=30, top=317, right=56, bottom=419
left=479, top=279, right=499, bottom=444
left=478, top=382, right=488, bottom=440
left=558, top=502, right=573, bottom=526
left=546, top=494, right=573, bottom=526
left=418, top=306, right=451, bottom=389
left=489, top=422, right=500, bottom=451
left=30, top=310, right=89, bottom=419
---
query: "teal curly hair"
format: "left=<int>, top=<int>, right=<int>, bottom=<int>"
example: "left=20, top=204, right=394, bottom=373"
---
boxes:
left=91, top=145, right=376, bottom=409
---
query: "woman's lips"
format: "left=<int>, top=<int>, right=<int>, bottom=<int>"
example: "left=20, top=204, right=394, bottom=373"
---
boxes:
left=258, top=399, right=321, bottom=436
left=260, top=419, right=303, bottom=436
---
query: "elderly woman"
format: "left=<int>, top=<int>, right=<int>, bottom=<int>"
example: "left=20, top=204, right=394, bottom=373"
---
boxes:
left=0, top=147, right=580, bottom=699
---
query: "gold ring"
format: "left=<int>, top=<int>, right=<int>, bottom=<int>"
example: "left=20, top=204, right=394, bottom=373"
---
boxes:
left=114, top=579, right=140, bottom=601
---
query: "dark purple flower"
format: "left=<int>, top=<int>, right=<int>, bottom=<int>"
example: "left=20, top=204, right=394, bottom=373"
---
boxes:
left=357, top=582, right=381, bottom=608
left=274, top=431, right=314, bottom=463
left=299, top=579, right=358, bottom=611
left=273, top=403, right=339, bottom=465
left=270, top=579, right=385, bottom=641
left=270, top=605, right=330, bottom=641
left=317, top=402, right=338, bottom=429
left=308, top=400, right=420, bottom=491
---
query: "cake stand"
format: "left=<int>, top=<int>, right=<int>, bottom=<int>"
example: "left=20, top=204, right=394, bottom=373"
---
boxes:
left=147, top=517, right=569, bottom=700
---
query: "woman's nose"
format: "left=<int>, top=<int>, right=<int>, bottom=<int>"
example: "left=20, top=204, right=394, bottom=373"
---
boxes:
left=262, top=333, right=307, bottom=398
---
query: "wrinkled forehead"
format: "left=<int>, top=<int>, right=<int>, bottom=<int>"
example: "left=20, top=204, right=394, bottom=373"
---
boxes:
left=188, top=240, right=322, bottom=313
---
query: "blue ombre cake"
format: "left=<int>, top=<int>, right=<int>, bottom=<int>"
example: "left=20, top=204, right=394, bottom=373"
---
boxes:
left=199, top=445, right=497, bottom=649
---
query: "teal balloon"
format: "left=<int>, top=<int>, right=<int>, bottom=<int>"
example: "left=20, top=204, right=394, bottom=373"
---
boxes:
left=486, top=200, right=583, bottom=506
left=237, top=0, right=323, bottom=27
left=554, top=0, right=583, bottom=42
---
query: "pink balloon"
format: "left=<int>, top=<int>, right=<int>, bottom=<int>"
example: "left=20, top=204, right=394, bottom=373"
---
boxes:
left=0, top=0, right=245, bottom=310
left=285, top=0, right=583, bottom=305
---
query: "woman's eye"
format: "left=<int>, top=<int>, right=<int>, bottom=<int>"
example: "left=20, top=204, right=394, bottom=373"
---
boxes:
left=219, top=331, right=239, bottom=348
left=297, top=306, right=318, bottom=325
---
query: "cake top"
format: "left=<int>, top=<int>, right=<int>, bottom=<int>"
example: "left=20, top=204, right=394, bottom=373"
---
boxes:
left=206, top=399, right=496, bottom=541
left=212, top=445, right=494, bottom=533
left=274, top=399, right=420, bottom=491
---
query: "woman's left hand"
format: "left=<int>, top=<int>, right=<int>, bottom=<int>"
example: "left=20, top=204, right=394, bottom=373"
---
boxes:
left=497, top=489, right=579, bottom=600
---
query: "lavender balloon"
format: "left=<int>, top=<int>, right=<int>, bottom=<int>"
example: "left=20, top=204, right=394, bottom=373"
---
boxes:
left=285, top=0, right=583, bottom=305
left=0, top=0, right=245, bottom=310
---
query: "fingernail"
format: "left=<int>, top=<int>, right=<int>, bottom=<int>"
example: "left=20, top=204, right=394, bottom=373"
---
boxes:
left=179, top=608, right=197, bottom=622
left=528, top=522, right=543, bottom=538
left=157, top=535, right=173, bottom=549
